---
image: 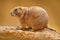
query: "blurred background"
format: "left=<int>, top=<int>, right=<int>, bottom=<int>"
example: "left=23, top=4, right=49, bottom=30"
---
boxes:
left=0, top=0, right=60, bottom=33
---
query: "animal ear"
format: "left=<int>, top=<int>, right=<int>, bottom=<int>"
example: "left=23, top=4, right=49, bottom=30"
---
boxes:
left=19, top=8, right=22, bottom=10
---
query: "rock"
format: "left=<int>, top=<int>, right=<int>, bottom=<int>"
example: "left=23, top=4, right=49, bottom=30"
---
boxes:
left=0, top=26, right=60, bottom=40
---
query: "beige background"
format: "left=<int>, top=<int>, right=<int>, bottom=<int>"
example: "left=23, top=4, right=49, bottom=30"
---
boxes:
left=0, top=0, right=60, bottom=33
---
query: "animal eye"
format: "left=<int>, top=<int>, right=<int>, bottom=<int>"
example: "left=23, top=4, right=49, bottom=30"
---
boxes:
left=14, top=9, right=17, bottom=11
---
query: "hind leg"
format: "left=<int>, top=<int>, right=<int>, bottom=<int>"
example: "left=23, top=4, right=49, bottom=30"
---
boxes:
left=31, top=22, right=47, bottom=31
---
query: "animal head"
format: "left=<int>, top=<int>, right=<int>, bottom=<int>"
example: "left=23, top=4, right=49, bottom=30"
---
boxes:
left=10, top=6, right=28, bottom=17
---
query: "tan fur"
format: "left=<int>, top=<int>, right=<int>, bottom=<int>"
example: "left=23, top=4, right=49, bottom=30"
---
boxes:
left=10, top=6, right=48, bottom=31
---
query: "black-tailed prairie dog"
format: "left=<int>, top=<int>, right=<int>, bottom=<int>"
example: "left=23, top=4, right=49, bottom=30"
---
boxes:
left=10, top=6, right=48, bottom=31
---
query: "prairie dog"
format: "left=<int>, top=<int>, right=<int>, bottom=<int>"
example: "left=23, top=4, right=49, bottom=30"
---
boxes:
left=10, top=6, right=48, bottom=31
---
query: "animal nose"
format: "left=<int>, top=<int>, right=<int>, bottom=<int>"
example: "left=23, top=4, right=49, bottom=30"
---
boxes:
left=10, top=12, right=14, bottom=16
left=14, top=9, right=17, bottom=11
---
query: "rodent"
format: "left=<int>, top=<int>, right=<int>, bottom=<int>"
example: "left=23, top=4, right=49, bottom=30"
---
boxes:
left=10, top=6, right=48, bottom=31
